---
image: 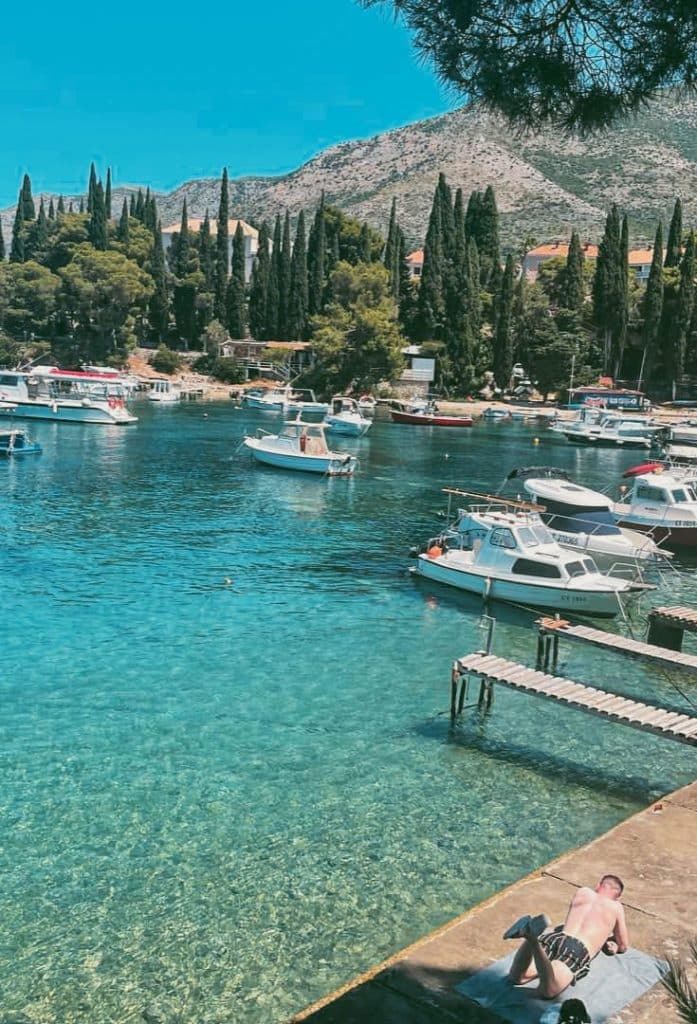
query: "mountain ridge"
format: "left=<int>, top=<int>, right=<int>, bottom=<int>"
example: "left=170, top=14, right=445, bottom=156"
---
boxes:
left=3, top=92, right=697, bottom=251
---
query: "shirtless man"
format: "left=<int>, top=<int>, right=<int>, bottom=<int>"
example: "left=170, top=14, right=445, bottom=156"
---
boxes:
left=503, top=874, right=629, bottom=999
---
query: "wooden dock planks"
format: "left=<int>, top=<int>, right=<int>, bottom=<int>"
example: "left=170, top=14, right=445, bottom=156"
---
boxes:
left=537, top=617, right=697, bottom=673
left=650, top=606, right=697, bottom=632
left=455, top=652, right=697, bottom=747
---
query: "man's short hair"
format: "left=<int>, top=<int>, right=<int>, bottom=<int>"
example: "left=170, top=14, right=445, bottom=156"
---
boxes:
left=600, top=874, right=624, bottom=896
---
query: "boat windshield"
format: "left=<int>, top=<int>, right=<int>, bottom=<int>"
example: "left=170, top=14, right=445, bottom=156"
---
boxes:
left=517, top=523, right=554, bottom=547
left=547, top=509, right=619, bottom=535
left=671, top=486, right=697, bottom=503
left=566, top=557, right=598, bottom=577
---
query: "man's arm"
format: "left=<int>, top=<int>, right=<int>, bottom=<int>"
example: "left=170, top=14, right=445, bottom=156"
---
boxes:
left=612, top=904, right=629, bottom=953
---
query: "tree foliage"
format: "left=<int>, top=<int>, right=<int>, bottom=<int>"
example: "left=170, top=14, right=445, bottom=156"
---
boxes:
left=359, top=0, right=697, bottom=132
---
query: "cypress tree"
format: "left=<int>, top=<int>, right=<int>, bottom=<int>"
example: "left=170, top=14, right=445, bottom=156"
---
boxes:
left=69, top=201, right=74, bottom=213
left=613, top=214, right=629, bottom=378
left=215, top=168, right=230, bottom=320
left=592, top=205, right=623, bottom=374
left=417, top=188, right=445, bottom=341
left=436, top=172, right=455, bottom=265
left=466, top=238, right=482, bottom=337
left=288, top=211, right=309, bottom=340
left=175, top=198, right=190, bottom=277
left=266, top=215, right=282, bottom=337
left=307, top=194, right=326, bottom=316
left=665, top=198, right=683, bottom=268
left=79, top=197, right=85, bottom=214
left=144, top=193, right=157, bottom=232
left=57, top=195, right=65, bottom=215
left=359, top=221, right=371, bottom=263
left=397, top=226, right=416, bottom=334
left=89, top=181, right=108, bottom=250
left=10, top=192, right=25, bottom=263
left=105, top=168, right=112, bottom=219
left=135, top=189, right=145, bottom=221
left=670, top=230, right=697, bottom=396
left=130, top=193, right=136, bottom=216
left=278, top=212, right=292, bottom=338
left=87, top=163, right=98, bottom=214
left=493, top=254, right=516, bottom=390
left=149, top=222, right=169, bottom=342
left=561, top=231, right=585, bottom=312
left=249, top=221, right=271, bottom=339
left=383, top=197, right=399, bottom=297
left=330, top=230, right=340, bottom=270
left=118, top=198, right=130, bottom=244
left=226, top=221, right=247, bottom=338
left=18, top=174, right=35, bottom=221
left=478, top=185, right=500, bottom=284
left=0, top=225, right=4, bottom=261
left=26, top=197, right=49, bottom=261
left=465, top=190, right=482, bottom=243
left=199, top=211, right=215, bottom=292
left=48, top=198, right=55, bottom=221
left=639, top=222, right=664, bottom=386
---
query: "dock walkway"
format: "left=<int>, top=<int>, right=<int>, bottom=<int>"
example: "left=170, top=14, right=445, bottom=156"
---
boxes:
left=535, top=616, right=697, bottom=673
left=452, top=651, right=697, bottom=746
left=290, top=781, right=697, bottom=1023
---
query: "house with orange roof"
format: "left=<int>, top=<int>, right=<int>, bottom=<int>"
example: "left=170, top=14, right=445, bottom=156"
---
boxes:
left=523, top=241, right=599, bottom=280
left=406, top=249, right=424, bottom=279
left=161, top=217, right=259, bottom=282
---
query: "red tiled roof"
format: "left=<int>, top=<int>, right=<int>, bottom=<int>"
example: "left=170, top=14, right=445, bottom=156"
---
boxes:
left=526, top=242, right=599, bottom=259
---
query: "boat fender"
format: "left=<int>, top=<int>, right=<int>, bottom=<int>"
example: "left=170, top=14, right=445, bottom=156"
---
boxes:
left=108, top=398, right=118, bottom=409
left=622, top=461, right=663, bottom=478
left=299, top=434, right=307, bottom=452
left=427, top=545, right=443, bottom=559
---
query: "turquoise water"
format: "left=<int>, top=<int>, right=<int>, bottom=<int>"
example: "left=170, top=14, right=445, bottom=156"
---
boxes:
left=2, top=405, right=696, bottom=1023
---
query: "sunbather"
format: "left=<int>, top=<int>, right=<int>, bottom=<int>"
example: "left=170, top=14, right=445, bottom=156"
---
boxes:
left=504, top=874, right=629, bottom=999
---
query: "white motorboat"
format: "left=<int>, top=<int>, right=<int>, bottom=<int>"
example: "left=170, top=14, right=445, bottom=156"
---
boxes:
left=667, top=421, right=697, bottom=447
left=242, top=386, right=293, bottom=411
left=323, top=396, right=372, bottom=437
left=613, top=469, right=697, bottom=547
left=505, top=468, right=669, bottom=576
left=482, top=406, right=511, bottom=420
left=552, top=409, right=657, bottom=447
left=243, top=419, right=357, bottom=476
left=148, top=378, right=181, bottom=403
left=242, top=385, right=328, bottom=416
left=412, top=508, right=645, bottom=617
left=285, top=389, right=329, bottom=417
left=357, top=394, right=377, bottom=417
left=0, top=367, right=137, bottom=424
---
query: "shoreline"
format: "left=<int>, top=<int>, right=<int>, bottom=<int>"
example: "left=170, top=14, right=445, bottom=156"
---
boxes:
left=289, top=779, right=697, bottom=1023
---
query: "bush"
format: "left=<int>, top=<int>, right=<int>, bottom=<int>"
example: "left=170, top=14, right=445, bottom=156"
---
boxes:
left=150, top=345, right=182, bottom=375
left=192, top=354, right=245, bottom=384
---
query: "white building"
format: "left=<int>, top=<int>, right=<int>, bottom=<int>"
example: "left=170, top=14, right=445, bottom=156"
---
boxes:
left=161, top=217, right=259, bottom=282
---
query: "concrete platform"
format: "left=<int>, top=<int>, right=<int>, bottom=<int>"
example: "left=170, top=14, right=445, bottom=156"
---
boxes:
left=290, top=780, right=697, bottom=1023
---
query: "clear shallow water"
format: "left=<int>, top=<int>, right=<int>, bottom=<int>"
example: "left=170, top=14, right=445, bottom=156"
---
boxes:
left=1, top=405, right=696, bottom=1023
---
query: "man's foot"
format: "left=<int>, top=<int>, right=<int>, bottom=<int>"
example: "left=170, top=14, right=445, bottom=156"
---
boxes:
left=523, top=913, right=551, bottom=940
left=503, top=915, right=531, bottom=940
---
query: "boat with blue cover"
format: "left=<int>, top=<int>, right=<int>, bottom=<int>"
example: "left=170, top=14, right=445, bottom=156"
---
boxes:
left=0, top=428, right=42, bottom=456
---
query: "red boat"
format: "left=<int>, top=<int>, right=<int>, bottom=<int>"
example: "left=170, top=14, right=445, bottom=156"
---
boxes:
left=391, top=406, right=473, bottom=427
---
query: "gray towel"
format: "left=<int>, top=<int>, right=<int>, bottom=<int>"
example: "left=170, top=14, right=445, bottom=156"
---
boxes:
left=455, top=948, right=668, bottom=1024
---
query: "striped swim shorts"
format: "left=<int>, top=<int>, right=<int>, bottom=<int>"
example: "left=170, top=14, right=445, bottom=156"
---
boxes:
left=540, top=927, right=591, bottom=984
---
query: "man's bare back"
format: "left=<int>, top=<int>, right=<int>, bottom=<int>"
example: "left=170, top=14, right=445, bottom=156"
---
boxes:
left=562, top=885, right=628, bottom=958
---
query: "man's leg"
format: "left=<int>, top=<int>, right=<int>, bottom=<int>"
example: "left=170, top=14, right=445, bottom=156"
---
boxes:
left=508, top=938, right=538, bottom=984
left=526, top=934, right=574, bottom=999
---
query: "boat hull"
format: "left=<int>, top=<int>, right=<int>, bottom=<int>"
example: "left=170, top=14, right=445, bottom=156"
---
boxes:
left=0, top=399, right=136, bottom=425
left=413, top=554, right=623, bottom=616
left=243, top=438, right=356, bottom=475
left=324, top=416, right=371, bottom=437
left=391, top=410, right=473, bottom=426
left=614, top=518, right=697, bottom=547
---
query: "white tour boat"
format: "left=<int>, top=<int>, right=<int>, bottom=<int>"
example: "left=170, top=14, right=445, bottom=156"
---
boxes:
left=551, top=408, right=657, bottom=447
left=412, top=508, right=647, bottom=617
left=148, top=378, right=182, bottom=403
left=0, top=367, right=137, bottom=425
left=505, top=468, right=669, bottom=575
left=323, top=396, right=372, bottom=437
left=613, top=469, right=697, bottom=547
left=243, top=419, right=357, bottom=475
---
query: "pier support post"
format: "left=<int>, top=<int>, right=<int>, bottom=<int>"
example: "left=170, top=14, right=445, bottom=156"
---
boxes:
left=450, top=663, right=459, bottom=721
left=552, top=634, right=559, bottom=671
left=457, top=674, right=468, bottom=714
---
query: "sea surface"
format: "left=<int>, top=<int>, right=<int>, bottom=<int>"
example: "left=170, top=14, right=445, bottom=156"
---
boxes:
left=1, top=403, right=696, bottom=1023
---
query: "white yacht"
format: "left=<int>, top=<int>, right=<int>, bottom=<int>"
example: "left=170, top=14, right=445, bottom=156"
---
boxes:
left=243, top=418, right=357, bottom=476
left=0, top=367, right=137, bottom=425
left=613, top=470, right=697, bottom=547
left=412, top=508, right=646, bottom=617
left=323, top=396, right=372, bottom=437
left=552, top=409, right=657, bottom=447
left=506, top=468, right=669, bottom=575
left=148, top=378, right=181, bottom=403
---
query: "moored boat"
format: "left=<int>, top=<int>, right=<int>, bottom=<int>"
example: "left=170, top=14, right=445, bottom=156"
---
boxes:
left=0, top=428, right=42, bottom=456
left=243, top=418, right=357, bottom=475
left=552, top=409, right=658, bottom=447
left=391, top=400, right=473, bottom=427
left=323, top=396, right=372, bottom=437
left=411, top=508, right=646, bottom=617
left=613, top=469, right=697, bottom=546
left=0, top=367, right=137, bottom=425
left=148, top=378, right=181, bottom=402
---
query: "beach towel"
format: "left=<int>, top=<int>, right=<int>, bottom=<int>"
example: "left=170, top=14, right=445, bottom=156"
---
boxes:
left=455, top=948, right=668, bottom=1024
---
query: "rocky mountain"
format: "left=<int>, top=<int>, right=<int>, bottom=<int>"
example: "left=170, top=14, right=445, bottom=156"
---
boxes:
left=5, top=92, right=697, bottom=251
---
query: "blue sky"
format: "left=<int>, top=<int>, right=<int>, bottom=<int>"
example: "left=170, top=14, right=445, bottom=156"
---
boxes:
left=0, top=0, right=456, bottom=208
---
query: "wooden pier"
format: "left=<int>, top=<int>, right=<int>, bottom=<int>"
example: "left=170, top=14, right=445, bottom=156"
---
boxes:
left=648, top=605, right=697, bottom=651
left=535, top=615, right=697, bottom=674
left=451, top=651, right=697, bottom=746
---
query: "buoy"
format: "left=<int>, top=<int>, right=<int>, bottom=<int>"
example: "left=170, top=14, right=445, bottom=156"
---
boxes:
left=427, top=545, right=443, bottom=559
left=224, top=577, right=233, bottom=586
left=533, top=437, right=540, bottom=445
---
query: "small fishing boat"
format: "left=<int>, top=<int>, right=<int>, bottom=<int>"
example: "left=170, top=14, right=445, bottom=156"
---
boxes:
left=323, top=396, right=372, bottom=437
left=613, top=469, right=697, bottom=546
left=242, top=385, right=329, bottom=416
left=482, top=406, right=511, bottom=420
left=0, top=428, right=42, bottom=456
left=391, top=399, right=473, bottom=427
left=357, top=394, right=377, bottom=417
left=552, top=409, right=658, bottom=447
left=243, top=419, right=357, bottom=475
left=506, top=467, right=669, bottom=575
left=148, top=378, right=181, bottom=402
left=411, top=507, right=646, bottom=617
left=242, top=386, right=294, bottom=411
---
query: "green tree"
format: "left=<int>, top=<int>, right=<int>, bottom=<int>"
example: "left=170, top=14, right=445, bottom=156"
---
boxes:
left=150, top=344, right=182, bottom=374
left=383, top=197, right=399, bottom=298
left=10, top=191, right=25, bottom=263
left=174, top=198, right=191, bottom=278
left=198, top=211, right=215, bottom=293
left=25, top=198, right=49, bottom=263
left=493, top=254, right=515, bottom=389
left=309, top=261, right=405, bottom=393
left=323, top=205, right=384, bottom=265
left=417, top=185, right=445, bottom=340
left=48, top=198, right=55, bottom=221
left=266, top=214, right=282, bottom=338
left=639, top=222, right=664, bottom=388
left=669, top=230, right=697, bottom=398
left=288, top=211, right=309, bottom=341
left=359, top=221, right=371, bottom=263
left=105, top=168, right=112, bottom=220
left=308, top=195, right=327, bottom=317
left=57, top=195, right=65, bottom=215
left=0, top=261, right=60, bottom=337
left=117, top=198, right=130, bottom=244
left=360, top=0, right=697, bottom=132
left=43, top=212, right=90, bottom=272
left=592, top=205, right=624, bottom=375
left=88, top=181, right=108, bottom=250
left=561, top=231, right=586, bottom=312
left=148, top=223, right=169, bottom=342
left=248, top=221, right=271, bottom=339
left=226, top=221, right=247, bottom=338
left=87, top=163, right=98, bottom=214
left=477, top=186, right=500, bottom=286
left=278, top=211, right=292, bottom=338
left=215, top=168, right=229, bottom=320
left=665, top=199, right=683, bottom=268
